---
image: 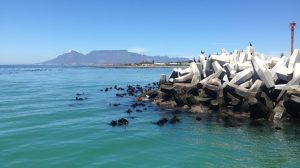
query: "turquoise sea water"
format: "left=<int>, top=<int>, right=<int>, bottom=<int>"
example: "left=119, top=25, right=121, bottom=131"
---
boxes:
left=1, top=65, right=300, bottom=168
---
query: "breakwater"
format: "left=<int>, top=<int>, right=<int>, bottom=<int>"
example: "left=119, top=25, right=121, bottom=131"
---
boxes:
left=137, top=45, right=300, bottom=128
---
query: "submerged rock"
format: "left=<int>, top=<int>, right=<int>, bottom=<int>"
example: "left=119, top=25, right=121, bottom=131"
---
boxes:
left=169, top=116, right=180, bottom=124
left=116, top=93, right=126, bottom=97
left=126, top=108, right=132, bottom=114
left=76, top=97, right=84, bottom=101
left=156, top=118, right=168, bottom=126
left=131, top=102, right=146, bottom=108
left=195, top=117, right=202, bottom=121
left=248, top=98, right=270, bottom=120
left=109, top=120, right=118, bottom=126
left=274, top=126, right=282, bottom=130
left=113, top=103, right=121, bottom=107
left=222, top=115, right=241, bottom=127
left=117, top=118, right=129, bottom=126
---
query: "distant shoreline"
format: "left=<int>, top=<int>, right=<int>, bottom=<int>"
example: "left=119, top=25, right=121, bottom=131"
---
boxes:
left=0, top=64, right=189, bottom=69
left=91, top=65, right=189, bottom=68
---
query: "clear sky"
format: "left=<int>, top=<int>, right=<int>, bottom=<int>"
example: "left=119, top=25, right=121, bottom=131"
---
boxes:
left=0, top=0, right=299, bottom=64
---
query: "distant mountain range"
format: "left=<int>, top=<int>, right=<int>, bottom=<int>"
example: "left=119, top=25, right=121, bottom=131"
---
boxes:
left=42, top=50, right=190, bottom=65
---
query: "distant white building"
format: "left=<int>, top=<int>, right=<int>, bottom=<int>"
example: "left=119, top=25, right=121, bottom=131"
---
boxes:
left=154, top=63, right=166, bottom=65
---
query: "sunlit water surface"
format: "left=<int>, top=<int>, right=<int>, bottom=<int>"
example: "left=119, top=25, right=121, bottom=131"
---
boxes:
left=1, top=65, right=300, bottom=167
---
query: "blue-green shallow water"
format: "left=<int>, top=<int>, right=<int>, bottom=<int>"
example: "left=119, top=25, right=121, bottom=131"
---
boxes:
left=1, top=65, right=300, bottom=168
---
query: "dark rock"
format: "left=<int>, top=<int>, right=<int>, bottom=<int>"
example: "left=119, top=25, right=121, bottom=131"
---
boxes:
left=284, top=94, right=300, bottom=118
left=131, top=103, right=137, bottom=108
left=248, top=98, right=270, bottom=120
left=161, top=92, right=173, bottom=101
left=187, top=87, right=199, bottom=96
left=136, top=109, right=142, bottom=112
left=186, top=95, right=200, bottom=107
left=117, top=118, right=128, bottom=126
left=256, top=92, right=273, bottom=110
left=131, top=102, right=146, bottom=108
left=223, top=115, right=241, bottom=127
left=173, top=93, right=187, bottom=107
left=113, top=103, right=121, bottom=107
left=249, top=120, right=265, bottom=127
left=160, top=84, right=174, bottom=95
left=147, top=90, right=159, bottom=99
left=275, top=126, right=282, bottom=130
left=169, top=116, right=180, bottom=124
left=195, top=117, right=202, bottom=121
left=156, top=118, right=168, bottom=126
left=126, top=109, right=132, bottom=114
left=109, top=120, right=118, bottom=126
left=76, top=97, right=84, bottom=101
left=240, top=101, right=250, bottom=112
left=116, top=93, right=126, bottom=97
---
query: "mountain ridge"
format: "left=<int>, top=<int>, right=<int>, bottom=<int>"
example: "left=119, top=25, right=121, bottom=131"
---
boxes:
left=42, top=50, right=190, bottom=66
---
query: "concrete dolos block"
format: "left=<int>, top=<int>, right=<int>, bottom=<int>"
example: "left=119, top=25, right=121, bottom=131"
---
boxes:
left=190, top=62, right=202, bottom=85
left=252, top=56, right=275, bottom=89
left=287, top=49, right=300, bottom=75
left=212, top=61, right=228, bottom=82
left=170, top=62, right=202, bottom=84
left=223, top=63, right=236, bottom=79
left=229, top=68, right=253, bottom=85
left=276, top=75, right=300, bottom=102
left=293, top=63, right=300, bottom=79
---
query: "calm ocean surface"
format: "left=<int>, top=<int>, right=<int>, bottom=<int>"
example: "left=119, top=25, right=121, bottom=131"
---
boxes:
left=1, top=65, right=300, bottom=168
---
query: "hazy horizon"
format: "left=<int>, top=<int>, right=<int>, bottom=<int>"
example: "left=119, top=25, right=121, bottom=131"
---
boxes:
left=0, top=0, right=299, bottom=64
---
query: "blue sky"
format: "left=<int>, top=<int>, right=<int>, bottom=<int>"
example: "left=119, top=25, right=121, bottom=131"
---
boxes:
left=0, top=0, right=299, bottom=64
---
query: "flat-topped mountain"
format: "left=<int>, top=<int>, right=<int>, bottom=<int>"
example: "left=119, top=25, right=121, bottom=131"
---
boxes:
left=42, top=50, right=190, bottom=65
